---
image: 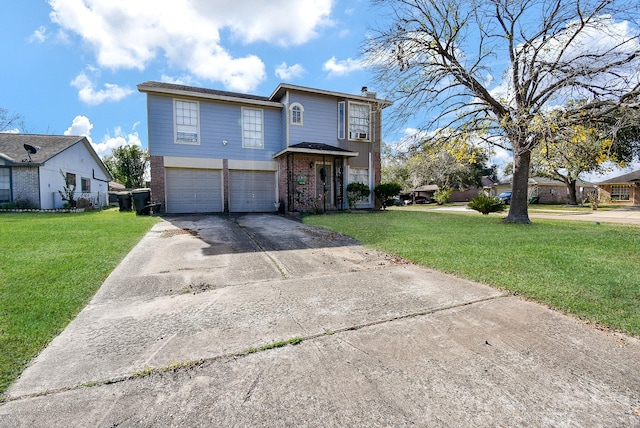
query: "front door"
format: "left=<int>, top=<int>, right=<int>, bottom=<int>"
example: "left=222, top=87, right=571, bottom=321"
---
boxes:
left=315, top=163, right=333, bottom=207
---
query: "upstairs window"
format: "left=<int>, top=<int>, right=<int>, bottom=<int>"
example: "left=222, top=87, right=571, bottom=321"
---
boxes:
left=242, top=107, right=264, bottom=149
left=337, top=101, right=345, bottom=139
left=348, top=102, right=370, bottom=141
left=175, top=100, right=199, bottom=144
left=290, top=103, right=304, bottom=126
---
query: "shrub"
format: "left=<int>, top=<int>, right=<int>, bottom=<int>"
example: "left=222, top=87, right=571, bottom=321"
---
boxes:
left=467, top=195, right=506, bottom=215
left=346, top=182, right=371, bottom=209
left=1, top=199, right=39, bottom=210
left=374, top=183, right=403, bottom=210
left=433, top=188, right=453, bottom=205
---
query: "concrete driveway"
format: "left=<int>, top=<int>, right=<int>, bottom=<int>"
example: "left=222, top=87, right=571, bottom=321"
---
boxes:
left=1, top=214, right=639, bottom=427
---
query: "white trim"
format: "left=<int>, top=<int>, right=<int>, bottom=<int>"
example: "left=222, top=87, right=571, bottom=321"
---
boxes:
left=289, top=102, right=304, bottom=126
left=241, top=106, right=264, bottom=149
left=139, top=84, right=283, bottom=108
left=164, top=156, right=223, bottom=169
left=338, top=101, right=345, bottom=140
left=174, top=99, right=200, bottom=145
left=227, top=159, right=278, bottom=171
left=347, top=101, right=371, bottom=142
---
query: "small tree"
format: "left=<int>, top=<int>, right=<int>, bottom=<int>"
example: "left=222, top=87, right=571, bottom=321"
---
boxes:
left=432, top=188, right=453, bottom=205
left=346, top=182, right=371, bottom=209
left=58, top=170, right=76, bottom=208
left=103, top=145, right=149, bottom=189
left=374, top=182, right=403, bottom=210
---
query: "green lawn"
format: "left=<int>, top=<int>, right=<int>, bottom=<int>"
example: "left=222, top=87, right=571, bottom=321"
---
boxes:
left=0, top=209, right=159, bottom=395
left=304, top=210, right=640, bottom=337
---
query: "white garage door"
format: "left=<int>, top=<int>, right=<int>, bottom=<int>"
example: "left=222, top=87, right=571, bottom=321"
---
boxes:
left=229, top=170, right=277, bottom=212
left=165, top=168, right=223, bottom=214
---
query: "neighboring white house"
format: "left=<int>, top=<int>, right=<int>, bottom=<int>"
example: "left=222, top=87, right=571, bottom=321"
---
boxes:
left=0, top=134, right=112, bottom=209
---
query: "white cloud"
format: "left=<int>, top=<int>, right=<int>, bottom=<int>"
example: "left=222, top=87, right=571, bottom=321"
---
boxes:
left=275, top=62, right=306, bottom=80
left=92, top=127, right=142, bottom=158
left=48, top=0, right=334, bottom=92
left=323, top=56, right=365, bottom=77
left=160, top=74, right=199, bottom=86
left=70, top=70, right=134, bottom=105
left=64, top=115, right=93, bottom=141
left=29, top=26, right=48, bottom=43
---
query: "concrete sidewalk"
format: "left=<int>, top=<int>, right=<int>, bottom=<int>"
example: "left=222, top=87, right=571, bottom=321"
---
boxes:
left=1, top=214, right=639, bottom=427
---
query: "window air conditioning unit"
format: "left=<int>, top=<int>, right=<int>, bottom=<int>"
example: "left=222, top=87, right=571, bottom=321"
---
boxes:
left=351, top=132, right=369, bottom=140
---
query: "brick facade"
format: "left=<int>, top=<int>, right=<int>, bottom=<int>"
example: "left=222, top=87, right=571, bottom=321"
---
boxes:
left=277, top=154, right=352, bottom=213
left=12, top=166, right=40, bottom=207
left=149, top=155, right=165, bottom=210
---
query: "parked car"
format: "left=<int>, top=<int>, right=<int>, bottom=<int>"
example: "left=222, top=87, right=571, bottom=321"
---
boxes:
left=403, top=195, right=430, bottom=205
left=497, top=191, right=512, bottom=204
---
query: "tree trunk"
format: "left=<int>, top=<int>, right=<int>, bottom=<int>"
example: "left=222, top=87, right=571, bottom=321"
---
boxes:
left=567, top=180, right=578, bottom=205
left=504, top=150, right=532, bottom=224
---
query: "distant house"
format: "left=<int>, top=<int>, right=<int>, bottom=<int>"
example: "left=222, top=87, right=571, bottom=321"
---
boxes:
left=137, top=81, right=391, bottom=214
left=0, top=134, right=112, bottom=209
left=404, top=176, right=498, bottom=203
left=597, top=170, right=640, bottom=206
left=494, top=176, right=597, bottom=204
left=450, top=176, right=498, bottom=202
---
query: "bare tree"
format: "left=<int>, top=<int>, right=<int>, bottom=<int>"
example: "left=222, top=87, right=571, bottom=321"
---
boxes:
left=0, top=108, right=25, bottom=133
left=366, top=0, right=640, bottom=223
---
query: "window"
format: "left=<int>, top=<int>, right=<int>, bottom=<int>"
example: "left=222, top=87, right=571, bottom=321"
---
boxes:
left=175, top=100, right=199, bottom=144
left=0, top=168, right=10, bottom=203
left=349, top=167, right=370, bottom=204
left=81, top=177, right=91, bottom=192
left=65, top=172, right=76, bottom=187
left=349, top=167, right=369, bottom=185
left=610, top=184, right=630, bottom=201
left=338, top=101, right=345, bottom=139
left=242, top=107, right=264, bottom=149
left=290, top=103, right=304, bottom=125
left=348, top=102, right=370, bottom=140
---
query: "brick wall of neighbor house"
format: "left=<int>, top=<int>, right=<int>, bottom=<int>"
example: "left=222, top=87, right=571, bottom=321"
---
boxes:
left=599, top=184, right=638, bottom=206
left=150, top=155, right=165, bottom=210
left=450, top=188, right=481, bottom=202
left=535, top=186, right=569, bottom=204
left=12, top=166, right=39, bottom=207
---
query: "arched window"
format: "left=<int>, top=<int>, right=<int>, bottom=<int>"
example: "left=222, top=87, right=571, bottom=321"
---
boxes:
left=290, top=103, right=304, bottom=126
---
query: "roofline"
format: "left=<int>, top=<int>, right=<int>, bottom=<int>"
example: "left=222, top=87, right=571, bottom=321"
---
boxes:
left=138, top=83, right=283, bottom=108
left=273, top=147, right=359, bottom=158
left=270, top=83, right=393, bottom=107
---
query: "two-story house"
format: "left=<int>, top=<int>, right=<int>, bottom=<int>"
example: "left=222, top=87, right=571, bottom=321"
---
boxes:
left=137, top=81, right=390, bottom=214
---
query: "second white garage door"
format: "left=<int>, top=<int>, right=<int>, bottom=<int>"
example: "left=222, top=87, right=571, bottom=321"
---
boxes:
left=229, top=170, right=277, bottom=212
left=165, top=168, right=223, bottom=214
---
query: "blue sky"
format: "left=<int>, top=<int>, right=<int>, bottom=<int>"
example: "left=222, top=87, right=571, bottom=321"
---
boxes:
left=1, top=1, right=638, bottom=180
left=1, top=0, right=388, bottom=157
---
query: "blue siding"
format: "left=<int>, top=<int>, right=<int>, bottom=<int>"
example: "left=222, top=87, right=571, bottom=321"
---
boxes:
left=287, top=93, right=339, bottom=146
left=147, top=95, right=174, bottom=152
left=147, top=94, right=282, bottom=161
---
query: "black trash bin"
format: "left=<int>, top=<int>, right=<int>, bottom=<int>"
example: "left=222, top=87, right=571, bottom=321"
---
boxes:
left=116, top=192, right=132, bottom=212
left=132, top=188, right=152, bottom=215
